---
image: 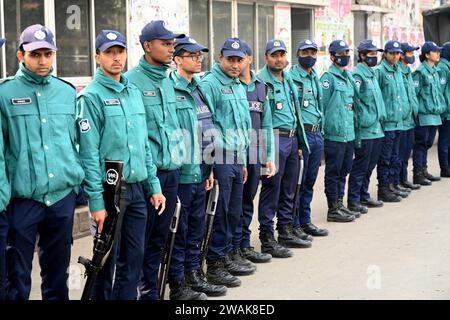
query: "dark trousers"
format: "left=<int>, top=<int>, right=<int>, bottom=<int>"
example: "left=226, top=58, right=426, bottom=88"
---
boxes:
left=348, top=138, right=383, bottom=203
left=377, top=131, right=401, bottom=187
left=324, top=140, right=354, bottom=201
left=399, top=129, right=415, bottom=183
left=139, top=169, right=179, bottom=300
left=294, top=131, right=324, bottom=226
left=6, top=191, right=76, bottom=300
left=438, top=120, right=450, bottom=170
left=206, top=164, right=243, bottom=261
left=235, top=163, right=261, bottom=249
left=413, top=125, right=437, bottom=171
left=91, top=183, right=148, bottom=300
left=0, top=212, right=8, bottom=300
left=168, top=180, right=206, bottom=283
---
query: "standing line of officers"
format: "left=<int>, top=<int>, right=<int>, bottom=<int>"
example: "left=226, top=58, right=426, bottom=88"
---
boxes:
left=0, top=20, right=449, bottom=300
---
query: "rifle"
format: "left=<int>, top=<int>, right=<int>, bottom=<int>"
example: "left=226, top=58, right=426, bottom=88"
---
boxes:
left=199, top=180, right=219, bottom=272
left=78, top=160, right=124, bottom=300
left=157, top=197, right=182, bottom=300
left=292, top=154, right=304, bottom=225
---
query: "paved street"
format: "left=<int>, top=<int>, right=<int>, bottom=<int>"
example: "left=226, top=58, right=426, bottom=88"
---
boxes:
left=30, top=146, right=450, bottom=300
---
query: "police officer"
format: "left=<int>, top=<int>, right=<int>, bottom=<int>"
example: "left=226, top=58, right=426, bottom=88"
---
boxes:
left=77, top=30, right=165, bottom=300
left=437, top=42, right=450, bottom=178
left=376, top=40, right=409, bottom=202
left=198, top=37, right=254, bottom=288
left=125, top=20, right=185, bottom=300
left=167, top=36, right=226, bottom=299
left=320, top=40, right=358, bottom=223
left=0, top=37, right=9, bottom=300
left=290, top=39, right=329, bottom=237
left=347, top=39, right=386, bottom=214
left=0, top=25, right=84, bottom=300
left=232, top=41, right=275, bottom=264
left=412, top=41, right=446, bottom=185
left=398, top=42, right=421, bottom=190
left=258, top=39, right=311, bottom=258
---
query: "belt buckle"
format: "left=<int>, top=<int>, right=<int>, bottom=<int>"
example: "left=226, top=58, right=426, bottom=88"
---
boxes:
left=290, top=129, right=296, bottom=137
left=312, top=124, right=319, bottom=132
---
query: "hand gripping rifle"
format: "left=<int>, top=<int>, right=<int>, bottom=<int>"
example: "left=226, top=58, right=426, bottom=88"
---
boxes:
left=157, top=197, right=182, bottom=300
left=199, top=180, right=219, bottom=272
left=78, top=160, right=124, bottom=300
left=292, top=154, right=304, bottom=225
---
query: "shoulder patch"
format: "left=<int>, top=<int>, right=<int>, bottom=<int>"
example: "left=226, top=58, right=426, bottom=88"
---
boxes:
left=322, top=80, right=330, bottom=89
left=79, top=119, right=91, bottom=133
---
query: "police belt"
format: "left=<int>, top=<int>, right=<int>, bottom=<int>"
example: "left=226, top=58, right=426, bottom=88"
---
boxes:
left=277, top=128, right=297, bottom=138
left=303, top=124, right=321, bottom=132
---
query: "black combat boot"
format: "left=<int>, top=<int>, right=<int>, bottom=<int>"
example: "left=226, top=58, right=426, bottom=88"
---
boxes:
left=206, top=259, right=241, bottom=288
left=394, top=184, right=411, bottom=193
left=185, top=269, right=227, bottom=297
left=389, top=184, right=408, bottom=198
left=229, top=249, right=257, bottom=271
left=292, top=225, right=314, bottom=242
left=277, top=224, right=312, bottom=248
left=224, top=253, right=255, bottom=276
left=259, top=232, right=293, bottom=258
left=441, top=168, right=450, bottom=178
left=327, top=200, right=355, bottom=222
left=348, top=202, right=368, bottom=214
left=338, top=198, right=361, bottom=218
left=424, top=167, right=441, bottom=181
left=377, top=185, right=401, bottom=202
left=360, top=198, right=384, bottom=208
left=400, top=180, right=421, bottom=190
left=413, top=168, right=432, bottom=186
left=241, top=247, right=272, bottom=263
left=169, top=280, right=208, bottom=300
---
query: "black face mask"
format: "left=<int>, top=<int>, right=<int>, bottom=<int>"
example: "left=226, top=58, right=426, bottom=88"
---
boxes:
left=334, top=55, right=350, bottom=67
left=298, top=56, right=317, bottom=68
left=404, top=55, right=415, bottom=64
left=364, top=56, right=378, bottom=67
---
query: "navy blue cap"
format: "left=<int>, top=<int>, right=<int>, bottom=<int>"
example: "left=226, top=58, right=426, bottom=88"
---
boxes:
left=384, top=40, right=403, bottom=53
left=0, top=38, right=5, bottom=47
left=297, top=39, right=318, bottom=52
left=241, top=41, right=252, bottom=56
left=265, top=39, right=287, bottom=55
left=221, top=38, right=247, bottom=58
left=174, top=36, right=209, bottom=56
left=18, top=24, right=57, bottom=51
left=139, top=20, right=185, bottom=43
left=357, top=39, right=383, bottom=52
left=421, top=41, right=443, bottom=54
left=329, top=40, right=350, bottom=53
left=95, top=30, right=126, bottom=52
left=401, top=42, right=420, bottom=53
left=441, top=42, right=450, bottom=60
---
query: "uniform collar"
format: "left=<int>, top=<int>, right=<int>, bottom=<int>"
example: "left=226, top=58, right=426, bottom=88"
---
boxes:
left=171, top=70, right=199, bottom=92
left=381, top=58, right=398, bottom=72
left=94, top=68, right=128, bottom=93
left=355, top=62, right=375, bottom=77
left=138, top=55, right=170, bottom=81
left=290, top=64, right=316, bottom=81
left=398, top=62, right=411, bottom=74
left=422, top=60, right=436, bottom=74
left=259, top=65, right=289, bottom=85
left=211, top=63, right=240, bottom=85
left=440, top=58, right=450, bottom=69
left=329, top=64, right=349, bottom=79
left=17, top=62, right=53, bottom=85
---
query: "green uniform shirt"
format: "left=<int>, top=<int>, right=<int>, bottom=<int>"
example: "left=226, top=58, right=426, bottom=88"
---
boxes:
left=77, top=69, right=161, bottom=213
left=352, top=63, right=386, bottom=142
left=398, top=62, right=419, bottom=130
left=198, top=63, right=252, bottom=165
left=125, top=56, right=185, bottom=170
left=258, top=65, right=309, bottom=151
left=320, top=64, right=356, bottom=142
left=242, top=71, right=275, bottom=162
left=0, top=63, right=84, bottom=206
left=438, top=58, right=450, bottom=120
left=170, top=70, right=211, bottom=184
left=289, top=64, right=322, bottom=126
left=412, top=60, right=446, bottom=126
left=0, top=116, right=9, bottom=212
left=376, top=59, right=407, bottom=131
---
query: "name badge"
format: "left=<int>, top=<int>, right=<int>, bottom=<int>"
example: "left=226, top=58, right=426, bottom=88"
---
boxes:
left=104, top=99, right=120, bottom=106
left=221, top=88, right=233, bottom=94
left=176, top=96, right=186, bottom=101
left=276, top=102, right=283, bottom=110
left=143, top=90, right=156, bottom=97
left=197, top=105, right=210, bottom=114
left=386, top=75, right=394, bottom=80
left=11, top=98, right=32, bottom=105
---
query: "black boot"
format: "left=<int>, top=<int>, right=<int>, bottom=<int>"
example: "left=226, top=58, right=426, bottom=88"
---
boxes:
left=292, top=225, right=314, bottom=241
left=300, top=223, right=329, bottom=237
left=441, top=168, right=450, bottom=178
left=394, top=184, right=411, bottom=193
left=185, top=269, right=227, bottom=297
left=413, top=169, right=432, bottom=186
left=169, top=280, right=208, bottom=300
left=389, top=184, right=408, bottom=198
left=424, top=168, right=441, bottom=181
left=348, top=202, right=368, bottom=214
left=240, top=247, right=272, bottom=263
left=360, top=198, right=384, bottom=208
left=338, top=198, right=361, bottom=218
left=259, top=232, right=293, bottom=258
left=206, top=260, right=241, bottom=288
left=229, top=249, right=257, bottom=271
left=327, top=200, right=355, bottom=223
left=401, top=180, right=421, bottom=190
left=277, top=224, right=312, bottom=248
left=224, top=253, right=255, bottom=276
left=378, top=185, right=401, bottom=202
